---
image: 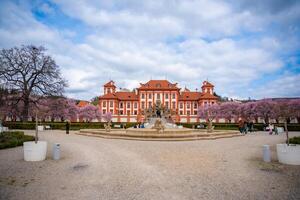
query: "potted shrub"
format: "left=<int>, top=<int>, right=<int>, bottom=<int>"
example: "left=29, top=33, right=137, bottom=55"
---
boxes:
left=275, top=100, right=300, bottom=165
left=23, top=113, right=47, bottom=161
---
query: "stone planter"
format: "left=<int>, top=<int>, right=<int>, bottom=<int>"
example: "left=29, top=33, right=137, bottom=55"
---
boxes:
left=276, top=144, right=300, bottom=165
left=23, top=141, right=47, bottom=161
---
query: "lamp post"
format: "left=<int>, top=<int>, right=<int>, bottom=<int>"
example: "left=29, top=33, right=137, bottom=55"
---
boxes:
left=35, top=112, right=38, bottom=143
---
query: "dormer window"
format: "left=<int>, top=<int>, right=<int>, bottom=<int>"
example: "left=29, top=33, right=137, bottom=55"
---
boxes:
left=156, top=83, right=161, bottom=88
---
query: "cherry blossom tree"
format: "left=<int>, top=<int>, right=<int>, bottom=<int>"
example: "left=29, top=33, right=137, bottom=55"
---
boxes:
left=198, top=104, right=221, bottom=132
left=102, top=112, right=112, bottom=122
left=219, top=102, right=240, bottom=123
left=237, top=102, right=258, bottom=122
left=78, top=104, right=101, bottom=122
left=251, top=99, right=276, bottom=123
left=289, top=99, right=300, bottom=123
left=272, top=100, right=295, bottom=145
left=39, top=97, right=78, bottom=122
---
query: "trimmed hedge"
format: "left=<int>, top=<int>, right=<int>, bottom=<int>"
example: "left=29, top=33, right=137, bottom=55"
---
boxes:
left=289, top=137, right=300, bottom=144
left=0, top=131, right=35, bottom=149
left=3, top=121, right=300, bottom=131
left=176, top=123, right=300, bottom=131
left=3, top=122, right=139, bottom=130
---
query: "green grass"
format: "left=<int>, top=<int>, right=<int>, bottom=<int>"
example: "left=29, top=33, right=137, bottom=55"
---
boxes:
left=0, top=131, right=35, bottom=149
left=289, top=136, right=300, bottom=145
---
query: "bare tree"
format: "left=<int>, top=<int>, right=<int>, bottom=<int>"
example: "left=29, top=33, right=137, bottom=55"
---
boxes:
left=0, top=45, right=67, bottom=121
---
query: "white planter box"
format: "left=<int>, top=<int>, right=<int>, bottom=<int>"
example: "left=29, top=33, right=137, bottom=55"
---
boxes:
left=38, top=125, right=44, bottom=131
left=276, top=144, right=300, bottom=165
left=23, top=141, right=47, bottom=161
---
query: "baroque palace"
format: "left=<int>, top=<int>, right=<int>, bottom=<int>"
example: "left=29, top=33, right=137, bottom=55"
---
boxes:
left=99, top=80, right=218, bottom=123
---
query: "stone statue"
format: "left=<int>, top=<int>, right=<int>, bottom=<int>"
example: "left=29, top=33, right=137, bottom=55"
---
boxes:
left=152, top=119, right=165, bottom=133
left=104, top=121, right=112, bottom=132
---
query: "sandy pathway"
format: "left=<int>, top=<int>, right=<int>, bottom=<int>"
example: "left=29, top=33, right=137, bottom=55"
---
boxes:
left=0, top=131, right=300, bottom=200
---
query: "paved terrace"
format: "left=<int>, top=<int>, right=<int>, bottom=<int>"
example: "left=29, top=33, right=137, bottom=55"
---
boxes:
left=0, top=130, right=300, bottom=200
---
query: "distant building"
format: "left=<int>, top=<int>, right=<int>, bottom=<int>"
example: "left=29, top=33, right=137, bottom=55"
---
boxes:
left=98, top=80, right=218, bottom=123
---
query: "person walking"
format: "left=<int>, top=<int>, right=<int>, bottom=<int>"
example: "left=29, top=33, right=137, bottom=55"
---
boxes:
left=269, top=123, right=274, bottom=135
left=66, top=121, right=70, bottom=134
left=243, top=121, right=248, bottom=134
left=238, top=119, right=244, bottom=134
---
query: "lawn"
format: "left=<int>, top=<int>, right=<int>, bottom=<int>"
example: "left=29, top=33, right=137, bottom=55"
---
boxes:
left=0, top=131, right=35, bottom=149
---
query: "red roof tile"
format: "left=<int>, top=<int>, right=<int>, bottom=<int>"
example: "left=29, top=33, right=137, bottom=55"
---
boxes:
left=104, top=80, right=116, bottom=87
left=138, top=80, right=179, bottom=90
left=115, top=92, right=138, bottom=101
left=99, top=92, right=138, bottom=101
left=179, top=92, right=202, bottom=101
left=99, top=93, right=118, bottom=100
left=200, top=93, right=218, bottom=99
left=77, top=101, right=89, bottom=107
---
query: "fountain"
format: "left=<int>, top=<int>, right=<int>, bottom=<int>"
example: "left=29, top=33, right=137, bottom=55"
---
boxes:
left=78, top=103, right=243, bottom=141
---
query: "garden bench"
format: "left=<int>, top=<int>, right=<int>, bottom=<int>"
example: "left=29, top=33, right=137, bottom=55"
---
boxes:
left=45, top=125, right=51, bottom=130
left=114, top=124, right=121, bottom=128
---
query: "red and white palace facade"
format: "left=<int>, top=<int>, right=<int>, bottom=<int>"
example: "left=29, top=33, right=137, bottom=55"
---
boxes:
left=98, top=80, right=218, bottom=123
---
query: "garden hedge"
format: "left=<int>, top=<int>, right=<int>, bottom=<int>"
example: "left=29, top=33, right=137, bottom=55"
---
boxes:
left=176, top=123, right=300, bottom=131
left=0, top=131, right=35, bottom=149
left=3, top=122, right=300, bottom=131
left=3, top=122, right=138, bottom=130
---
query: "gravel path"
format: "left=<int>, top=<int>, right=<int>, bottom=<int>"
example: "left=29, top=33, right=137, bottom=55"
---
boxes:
left=0, top=130, right=300, bottom=200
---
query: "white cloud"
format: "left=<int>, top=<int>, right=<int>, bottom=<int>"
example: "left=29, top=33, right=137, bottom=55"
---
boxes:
left=0, top=0, right=299, bottom=100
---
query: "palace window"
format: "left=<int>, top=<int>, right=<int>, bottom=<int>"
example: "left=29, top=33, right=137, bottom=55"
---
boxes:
left=179, top=110, right=183, bottom=115
left=148, top=102, right=152, bottom=108
left=134, top=110, right=137, bottom=115
left=211, top=102, right=215, bottom=105
left=110, top=101, right=113, bottom=107
left=157, top=93, right=160, bottom=99
left=127, top=102, right=130, bottom=108
left=134, top=102, right=138, bottom=109
left=119, top=102, right=123, bottom=108
left=127, top=110, right=130, bottom=115
left=180, top=103, right=183, bottom=109
left=172, top=102, right=176, bottom=109
left=172, top=93, right=176, bottom=99
left=165, top=94, right=169, bottom=99
left=141, top=102, right=145, bottom=109
left=149, top=93, right=152, bottom=99
left=194, top=102, right=197, bottom=109
left=187, top=111, right=190, bottom=115
left=194, top=110, right=197, bottom=115
left=103, top=109, right=106, bottom=114
left=187, top=103, right=190, bottom=109
left=110, top=109, right=113, bottom=113
left=165, top=102, right=169, bottom=108
left=119, top=110, right=123, bottom=115
left=103, top=101, right=106, bottom=107
left=141, top=93, right=145, bottom=99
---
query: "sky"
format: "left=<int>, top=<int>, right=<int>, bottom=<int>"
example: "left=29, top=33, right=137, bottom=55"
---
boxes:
left=0, top=0, right=299, bottom=101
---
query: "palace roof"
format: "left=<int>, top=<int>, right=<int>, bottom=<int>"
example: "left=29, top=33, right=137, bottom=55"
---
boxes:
left=104, top=80, right=116, bottom=88
left=77, top=100, right=89, bottom=107
left=99, top=92, right=138, bottom=101
left=200, top=92, right=218, bottom=99
left=138, top=80, right=179, bottom=90
left=202, top=81, right=214, bottom=87
left=179, top=92, right=202, bottom=101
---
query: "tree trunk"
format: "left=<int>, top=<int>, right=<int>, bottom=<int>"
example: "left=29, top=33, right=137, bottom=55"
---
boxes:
left=284, top=121, right=289, bottom=146
left=22, top=96, right=30, bottom=122
left=207, top=120, right=213, bottom=133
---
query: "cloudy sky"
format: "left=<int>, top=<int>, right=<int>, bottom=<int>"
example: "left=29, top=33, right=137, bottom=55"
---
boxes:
left=0, top=0, right=299, bottom=100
